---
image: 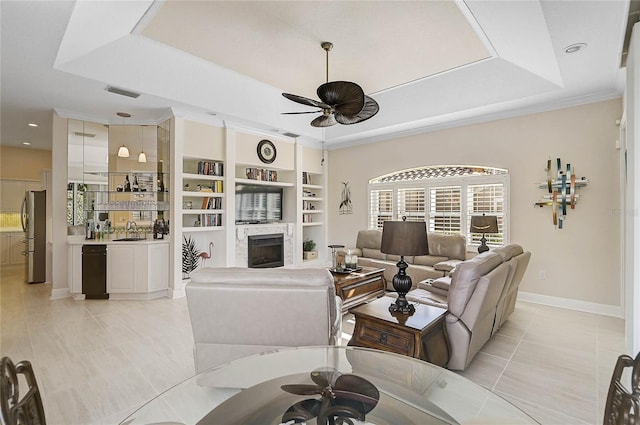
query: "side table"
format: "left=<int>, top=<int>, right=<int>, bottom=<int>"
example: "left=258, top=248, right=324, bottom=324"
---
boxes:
left=348, top=296, right=449, bottom=367
left=331, top=266, right=385, bottom=313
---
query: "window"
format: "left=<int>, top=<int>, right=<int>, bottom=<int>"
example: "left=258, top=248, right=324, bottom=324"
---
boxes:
left=398, top=188, right=425, bottom=222
left=468, top=183, right=505, bottom=246
left=368, top=165, right=509, bottom=248
left=429, top=186, right=461, bottom=234
left=369, top=188, right=393, bottom=230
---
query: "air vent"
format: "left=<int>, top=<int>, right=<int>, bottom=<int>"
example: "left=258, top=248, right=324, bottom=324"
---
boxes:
left=73, top=132, right=95, bottom=137
left=105, top=86, right=140, bottom=99
left=282, top=132, right=300, bottom=138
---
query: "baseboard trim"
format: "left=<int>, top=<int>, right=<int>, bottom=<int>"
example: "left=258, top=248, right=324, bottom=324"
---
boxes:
left=518, top=291, right=623, bottom=318
left=50, top=287, right=71, bottom=300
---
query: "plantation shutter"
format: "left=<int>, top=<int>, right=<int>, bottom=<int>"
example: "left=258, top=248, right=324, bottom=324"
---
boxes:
left=398, top=188, right=425, bottom=222
left=428, top=186, right=461, bottom=234
left=467, top=183, right=505, bottom=246
left=369, top=189, right=393, bottom=229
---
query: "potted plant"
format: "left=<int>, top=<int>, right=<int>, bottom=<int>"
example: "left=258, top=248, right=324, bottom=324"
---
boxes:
left=303, top=239, right=318, bottom=260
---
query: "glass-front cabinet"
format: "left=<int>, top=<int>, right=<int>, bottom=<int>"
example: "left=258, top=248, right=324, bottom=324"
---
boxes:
left=66, top=119, right=171, bottom=236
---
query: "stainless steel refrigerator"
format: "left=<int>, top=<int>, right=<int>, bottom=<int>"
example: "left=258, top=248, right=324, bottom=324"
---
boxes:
left=21, top=190, right=46, bottom=283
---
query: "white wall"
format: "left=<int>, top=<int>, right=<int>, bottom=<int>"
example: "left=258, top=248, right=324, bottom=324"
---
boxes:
left=328, top=99, right=622, bottom=311
left=624, top=23, right=640, bottom=354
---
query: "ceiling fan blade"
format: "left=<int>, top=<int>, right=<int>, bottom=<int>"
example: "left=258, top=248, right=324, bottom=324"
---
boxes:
left=334, top=95, right=379, bottom=125
left=311, top=114, right=337, bottom=127
left=281, top=399, right=322, bottom=423
left=281, top=384, right=321, bottom=395
left=317, top=81, right=365, bottom=115
left=309, top=368, right=341, bottom=387
left=281, top=111, right=321, bottom=115
left=282, top=93, right=330, bottom=109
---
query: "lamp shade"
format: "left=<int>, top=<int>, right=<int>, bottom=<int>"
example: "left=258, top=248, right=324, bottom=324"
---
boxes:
left=117, top=145, right=130, bottom=158
left=470, top=215, right=499, bottom=234
left=138, top=151, right=147, bottom=163
left=381, top=220, right=428, bottom=256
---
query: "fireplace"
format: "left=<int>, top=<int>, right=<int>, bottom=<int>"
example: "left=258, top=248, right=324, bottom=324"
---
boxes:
left=248, top=234, right=284, bottom=268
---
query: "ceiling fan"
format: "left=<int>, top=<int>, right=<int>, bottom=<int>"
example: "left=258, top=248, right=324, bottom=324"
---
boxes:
left=282, top=42, right=379, bottom=128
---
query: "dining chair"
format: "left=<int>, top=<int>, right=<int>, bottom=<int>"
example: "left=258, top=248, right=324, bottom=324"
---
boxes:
left=603, top=352, right=640, bottom=425
left=0, top=357, right=46, bottom=425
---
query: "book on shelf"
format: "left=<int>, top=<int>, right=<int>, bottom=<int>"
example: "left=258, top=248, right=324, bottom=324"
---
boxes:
left=200, top=197, right=223, bottom=210
left=197, top=161, right=224, bottom=176
left=245, top=167, right=278, bottom=182
left=201, top=213, right=222, bottom=227
left=302, top=172, right=312, bottom=185
left=194, top=181, right=223, bottom=193
left=303, top=213, right=313, bottom=223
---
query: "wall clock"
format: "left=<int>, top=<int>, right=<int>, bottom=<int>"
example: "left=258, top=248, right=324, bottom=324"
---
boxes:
left=257, top=139, right=276, bottom=164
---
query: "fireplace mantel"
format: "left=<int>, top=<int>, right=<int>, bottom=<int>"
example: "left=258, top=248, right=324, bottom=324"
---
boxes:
left=235, top=223, right=294, bottom=267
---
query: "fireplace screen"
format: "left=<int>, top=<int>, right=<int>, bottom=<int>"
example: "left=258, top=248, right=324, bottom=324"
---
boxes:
left=248, top=234, right=284, bottom=268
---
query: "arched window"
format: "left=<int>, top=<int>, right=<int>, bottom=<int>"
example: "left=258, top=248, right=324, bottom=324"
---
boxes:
left=369, top=165, right=509, bottom=249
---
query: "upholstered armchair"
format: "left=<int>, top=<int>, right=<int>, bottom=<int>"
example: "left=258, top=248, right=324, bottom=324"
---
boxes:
left=186, top=267, right=342, bottom=373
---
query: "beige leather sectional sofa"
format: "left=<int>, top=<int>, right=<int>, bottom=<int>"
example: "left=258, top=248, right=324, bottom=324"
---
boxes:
left=341, top=229, right=467, bottom=291
left=406, top=244, right=531, bottom=370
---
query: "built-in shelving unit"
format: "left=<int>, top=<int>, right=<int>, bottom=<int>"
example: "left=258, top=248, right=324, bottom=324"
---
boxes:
left=298, top=145, right=327, bottom=265
left=182, top=157, right=225, bottom=232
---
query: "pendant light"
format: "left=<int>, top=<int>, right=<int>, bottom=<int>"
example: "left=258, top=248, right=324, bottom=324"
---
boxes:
left=116, top=112, right=131, bottom=158
left=138, top=125, right=147, bottom=163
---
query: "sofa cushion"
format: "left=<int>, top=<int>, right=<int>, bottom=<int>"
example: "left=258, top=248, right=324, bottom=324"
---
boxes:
left=406, top=288, right=447, bottom=308
left=356, top=229, right=383, bottom=250
left=428, top=232, right=466, bottom=260
left=413, top=254, right=449, bottom=266
left=362, top=248, right=387, bottom=260
left=432, top=277, right=452, bottom=291
left=447, top=251, right=503, bottom=318
left=492, top=244, right=524, bottom=262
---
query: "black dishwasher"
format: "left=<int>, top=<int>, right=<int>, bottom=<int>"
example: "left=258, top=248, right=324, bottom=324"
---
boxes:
left=82, top=244, right=108, bottom=299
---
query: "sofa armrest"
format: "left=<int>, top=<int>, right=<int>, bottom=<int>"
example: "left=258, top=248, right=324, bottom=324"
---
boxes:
left=433, top=259, right=462, bottom=273
left=338, top=248, right=362, bottom=257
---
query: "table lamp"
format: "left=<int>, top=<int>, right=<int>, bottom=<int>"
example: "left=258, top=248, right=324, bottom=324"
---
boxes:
left=470, top=214, right=499, bottom=253
left=381, top=218, right=428, bottom=314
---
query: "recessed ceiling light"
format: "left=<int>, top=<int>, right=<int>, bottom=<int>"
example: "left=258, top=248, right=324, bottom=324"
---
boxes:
left=564, top=43, right=587, bottom=54
left=27, top=123, right=38, bottom=127
left=22, top=142, right=31, bottom=146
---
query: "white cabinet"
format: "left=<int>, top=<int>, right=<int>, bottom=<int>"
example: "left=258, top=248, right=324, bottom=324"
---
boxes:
left=9, top=233, right=25, bottom=264
left=68, top=244, right=82, bottom=294
left=147, top=244, right=169, bottom=292
left=107, top=244, right=137, bottom=293
left=1, top=180, right=25, bottom=211
left=1, top=179, right=41, bottom=212
left=1, top=232, right=26, bottom=265
left=0, top=234, right=9, bottom=265
left=67, top=240, right=169, bottom=298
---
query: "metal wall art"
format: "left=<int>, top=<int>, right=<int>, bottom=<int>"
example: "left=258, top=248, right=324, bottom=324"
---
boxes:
left=339, top=181, right=352, bottom=215
left=534, top=157, right=588, bottom=229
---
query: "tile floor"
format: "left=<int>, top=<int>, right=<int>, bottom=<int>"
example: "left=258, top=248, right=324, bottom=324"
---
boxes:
left=0, top=264, right=629, bottom=424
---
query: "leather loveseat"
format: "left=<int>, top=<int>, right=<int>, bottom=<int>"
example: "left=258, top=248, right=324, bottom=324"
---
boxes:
left=405, top=244, right=531, bottom=370
left=186, top=267, right=342, bottom=373
left=341, top=229, right=467, bottom=291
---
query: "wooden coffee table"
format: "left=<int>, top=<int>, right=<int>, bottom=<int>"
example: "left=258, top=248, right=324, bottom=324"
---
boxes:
left=331, top=266, right=385, bottom=313
left=348, top=296, right=449, bottom=367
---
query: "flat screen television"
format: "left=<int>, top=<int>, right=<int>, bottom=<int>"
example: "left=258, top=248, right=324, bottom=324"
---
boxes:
left=235, top=184, right=283, bottom=224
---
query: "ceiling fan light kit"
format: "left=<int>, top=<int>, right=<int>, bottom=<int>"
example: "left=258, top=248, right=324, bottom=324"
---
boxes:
left=282, top=42, right=379, bottom=128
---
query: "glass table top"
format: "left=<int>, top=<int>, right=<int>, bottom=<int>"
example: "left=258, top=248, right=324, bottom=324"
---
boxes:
left=120, top=346, right=538, bottom=425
